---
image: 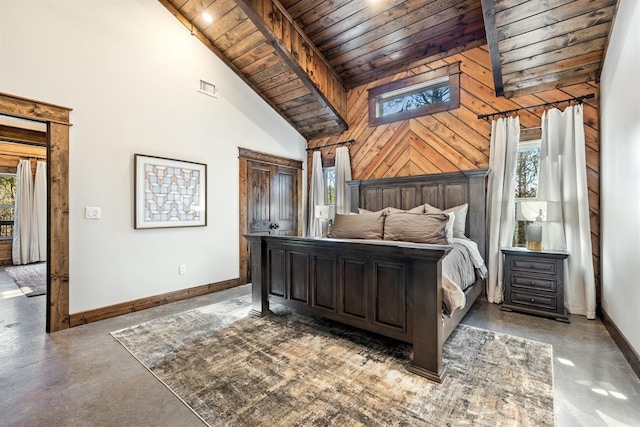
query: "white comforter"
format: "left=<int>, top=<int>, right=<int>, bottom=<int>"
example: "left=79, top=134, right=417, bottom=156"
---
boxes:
left=442, top=237, right=487, bottom=315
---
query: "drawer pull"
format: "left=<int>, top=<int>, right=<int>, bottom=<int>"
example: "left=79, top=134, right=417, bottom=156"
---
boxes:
left=530, top=298, right=535, bottom=302
left=529, top=263, right=535, bottom=268
left=530, top=280, right=535, bottom=285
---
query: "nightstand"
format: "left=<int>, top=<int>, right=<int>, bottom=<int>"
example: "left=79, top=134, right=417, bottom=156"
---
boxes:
left=501, top=247, right=570, bottom=323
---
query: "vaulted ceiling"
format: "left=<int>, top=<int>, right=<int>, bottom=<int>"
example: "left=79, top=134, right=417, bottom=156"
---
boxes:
left=159, top=0, right=617, bottom=139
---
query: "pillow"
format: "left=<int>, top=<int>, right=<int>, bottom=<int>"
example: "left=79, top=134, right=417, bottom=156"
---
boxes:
left=329, top=211, right=385, bottom=239
left=423, top=203, right=468, bottom=238
left=382, top=212, right=449, bottom=245
left=444, top=212, right=455, bottom=243
left=407, top=204, right=425, bottom=213
left=358, top=206, right=404, bottom=215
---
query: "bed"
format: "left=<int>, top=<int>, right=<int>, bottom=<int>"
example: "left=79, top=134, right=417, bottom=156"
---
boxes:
left=244, top=169, right=489, bottom=382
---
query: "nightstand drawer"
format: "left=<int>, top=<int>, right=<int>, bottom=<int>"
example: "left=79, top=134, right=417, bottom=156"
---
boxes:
left=512, top=274, right=557, bottom=292
left=512, top=291, right=557, bottom=310
left=511, top=257, right=557, bottom=275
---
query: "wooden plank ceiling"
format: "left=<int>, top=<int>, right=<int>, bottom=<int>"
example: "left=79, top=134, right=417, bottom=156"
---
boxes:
left=158, top=0, right=617, bottom=138
left=482, top=0, right=617, bottom=98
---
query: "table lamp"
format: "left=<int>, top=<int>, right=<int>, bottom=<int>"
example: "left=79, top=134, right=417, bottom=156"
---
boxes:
left=315, top=205, right=334, bottom=237
left=516, top=201, right=560, bottom=251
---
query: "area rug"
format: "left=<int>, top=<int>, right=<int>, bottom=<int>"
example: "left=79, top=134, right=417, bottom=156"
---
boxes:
left=5, top=262, right=46, bottom=297
left=111, top=296, right=555, bottom=426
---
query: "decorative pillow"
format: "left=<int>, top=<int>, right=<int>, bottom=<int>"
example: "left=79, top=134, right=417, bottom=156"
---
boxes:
left=329, top=211, right=385, bottom=239
left=445, top=212, right=455, bottom=243
left=383, top=212, right=449, bottom=245
left=407, top=204, right=425, bottom=213
left=358, top=206, right=404, bottom=215
left=423, top=203, right=468, bottom=238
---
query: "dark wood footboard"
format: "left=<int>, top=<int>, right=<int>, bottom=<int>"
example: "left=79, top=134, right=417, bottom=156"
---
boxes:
left=245, top=234, right=451, bottom=382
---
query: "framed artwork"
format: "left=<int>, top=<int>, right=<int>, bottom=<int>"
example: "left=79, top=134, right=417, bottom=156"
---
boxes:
left=134, top=154, right=207, bottom=229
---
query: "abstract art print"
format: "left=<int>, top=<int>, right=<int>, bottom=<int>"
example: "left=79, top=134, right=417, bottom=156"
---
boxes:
left=134, top=154, right=207, bottom=229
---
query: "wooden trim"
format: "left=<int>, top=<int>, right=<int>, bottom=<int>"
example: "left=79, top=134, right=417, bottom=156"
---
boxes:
left=0, top=92, right=71, bottom=333
left=480, top=0, right=504, bottom=96
left=69, top=278, right=241, bottom=327
left=238, top=148, right=303, bottom=285
left=0, top=125, right=47, bottom=146
left=599, top=307, right=640, bottom=379
left=238, top=147, right=303, bottom=169
left=0, top=91, right=72, bottom=125
left=367, top=63, right=461, bottom=126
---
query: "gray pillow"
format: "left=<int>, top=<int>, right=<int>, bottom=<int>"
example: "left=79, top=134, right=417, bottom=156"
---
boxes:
left=383, top=212, right=449, bottom=245
left=329, top=211, right=385, bottom=239
left=423, top=203, right=468, bottom=238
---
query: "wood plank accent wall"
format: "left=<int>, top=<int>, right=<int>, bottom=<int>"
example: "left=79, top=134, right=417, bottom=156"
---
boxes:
left=308, top=45, right=601, bottom=302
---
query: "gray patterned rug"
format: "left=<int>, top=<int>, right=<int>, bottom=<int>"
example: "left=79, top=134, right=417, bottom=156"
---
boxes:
left=111, top=296, right=555, bottom=426
left=5, top=262, right=46, bottom=297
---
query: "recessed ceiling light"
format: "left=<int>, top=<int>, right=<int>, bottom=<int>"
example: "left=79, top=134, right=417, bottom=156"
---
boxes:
left=202, top=12, right=213, bottom=24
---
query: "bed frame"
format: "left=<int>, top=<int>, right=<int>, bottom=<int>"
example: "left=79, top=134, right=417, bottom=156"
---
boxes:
left=245, top=169, right=489, bottom=382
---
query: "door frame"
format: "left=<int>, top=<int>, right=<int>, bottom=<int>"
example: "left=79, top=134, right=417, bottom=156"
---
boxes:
left=239, top=148, right=303, bottom=285
left=0, top=92, right=71, bottom=333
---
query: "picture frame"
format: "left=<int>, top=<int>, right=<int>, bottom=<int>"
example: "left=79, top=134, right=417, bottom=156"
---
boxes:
left=134, top=154, right=207, bottom=229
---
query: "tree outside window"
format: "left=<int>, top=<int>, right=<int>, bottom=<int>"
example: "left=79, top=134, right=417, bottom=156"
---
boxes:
left=324, top=167, right=335, bottom=205
left=0, top=174, right=16, bottom=239
left=513, top=141, right=541, bottom=246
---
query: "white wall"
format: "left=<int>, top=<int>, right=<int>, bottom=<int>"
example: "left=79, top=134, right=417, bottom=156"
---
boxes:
left=0, top=0, right=306, bottom=313
left=600, top=0, right=640, bottom=354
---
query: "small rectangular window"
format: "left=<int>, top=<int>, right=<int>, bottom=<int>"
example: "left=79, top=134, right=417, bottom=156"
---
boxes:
left=513, top=139, right=541, bottom=247
left=368, top=62, right=460, bottom=126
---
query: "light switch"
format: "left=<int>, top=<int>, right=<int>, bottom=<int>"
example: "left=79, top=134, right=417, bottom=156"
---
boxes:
left=85, top=207, right=101, bottom=219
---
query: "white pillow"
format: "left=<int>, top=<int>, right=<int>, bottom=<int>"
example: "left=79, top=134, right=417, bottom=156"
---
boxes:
left=423, top=203, right=468, bottom=238
left=445, top=212, right=455, bottom=243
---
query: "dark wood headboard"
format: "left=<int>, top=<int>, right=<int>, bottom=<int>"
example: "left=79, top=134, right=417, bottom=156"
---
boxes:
left=347, top=169, right=489, bottom=260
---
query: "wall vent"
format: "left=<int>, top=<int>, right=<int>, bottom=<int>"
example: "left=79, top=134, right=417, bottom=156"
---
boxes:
left=198, top=79, right=217, bottom=98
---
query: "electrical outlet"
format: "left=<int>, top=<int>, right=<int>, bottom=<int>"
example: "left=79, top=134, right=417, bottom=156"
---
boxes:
left=179, top=264, right=186, bottom=275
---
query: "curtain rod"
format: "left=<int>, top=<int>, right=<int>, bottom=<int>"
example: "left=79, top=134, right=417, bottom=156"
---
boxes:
left=477, top=93, right=595, bottom=121
left=306, top=139, right=355, bottom=152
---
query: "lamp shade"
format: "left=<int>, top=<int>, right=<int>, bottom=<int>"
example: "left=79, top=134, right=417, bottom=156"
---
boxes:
left=314, top=205, right=334, bottom=220
left=516, top=200, right=560, bottom=222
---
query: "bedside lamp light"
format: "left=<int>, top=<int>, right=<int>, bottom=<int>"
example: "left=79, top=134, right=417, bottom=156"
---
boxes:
left=516, top=201, right=560, bottom=251
left=315, top=205, right=334, bottom=237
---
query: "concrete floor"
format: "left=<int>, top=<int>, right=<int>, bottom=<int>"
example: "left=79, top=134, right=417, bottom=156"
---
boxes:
left=0, top=269, right=638, bottom=427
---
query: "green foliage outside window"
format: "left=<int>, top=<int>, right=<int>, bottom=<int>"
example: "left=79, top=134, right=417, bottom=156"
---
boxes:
left=0, top=174, right=16, bottom=238
left=513, top=145, right=541, bottom=246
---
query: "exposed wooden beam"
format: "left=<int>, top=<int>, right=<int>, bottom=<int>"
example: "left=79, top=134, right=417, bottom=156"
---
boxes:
left=0, top=124, right=47, bottom=146
left=480, top=0, right=504, bottom=96
left=234, top=0, right=347, bottom=131
left=157, top=0, right=302, bottom=134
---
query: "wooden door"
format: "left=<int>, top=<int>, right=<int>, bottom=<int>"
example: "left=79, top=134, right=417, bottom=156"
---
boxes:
left=239, top=149, right=303, bottom=285
left=247, top=162, right=297, bottom=236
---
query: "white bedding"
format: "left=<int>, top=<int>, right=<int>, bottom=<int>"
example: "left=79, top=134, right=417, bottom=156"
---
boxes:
left=442, top=238, right=487, bottom=316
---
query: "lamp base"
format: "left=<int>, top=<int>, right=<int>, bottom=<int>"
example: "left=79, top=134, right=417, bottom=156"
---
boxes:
left=527, top=241, right=542, bottom=251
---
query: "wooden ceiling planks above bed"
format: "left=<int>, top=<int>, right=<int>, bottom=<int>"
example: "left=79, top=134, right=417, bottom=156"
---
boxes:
left=158, top=0, right=617, bottom=137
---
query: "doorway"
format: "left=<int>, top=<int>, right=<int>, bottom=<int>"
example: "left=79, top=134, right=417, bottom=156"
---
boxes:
left=238, top=148, right=303, bottom=285
left=0, top=92, right=71, bottom=333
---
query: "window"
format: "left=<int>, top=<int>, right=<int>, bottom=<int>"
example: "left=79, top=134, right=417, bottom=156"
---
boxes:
left=513, top=139, right=541, bottom=246
left=323, top=167, right=336, bottom=205
left=368, top=62, right=460, bottom=126
left=0, top=174, right=16, bottom=240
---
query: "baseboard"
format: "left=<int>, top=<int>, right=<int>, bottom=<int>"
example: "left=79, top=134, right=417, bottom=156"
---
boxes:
left=599, top=307, right=640, bottom=379
left=69, top=278, right=241, bottom=327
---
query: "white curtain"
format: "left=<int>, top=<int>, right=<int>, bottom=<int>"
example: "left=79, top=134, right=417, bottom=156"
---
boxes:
left=30, top=161, right=47, bottom=262
left=538, top=105, right=596, bottom=319
left=486, top=116, right=520, bottom=303
left=307, top=151, right=325, bottom=237
left=13, top=159, right=33, bottom=265
left=334, top=146, right=352, bottom=215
